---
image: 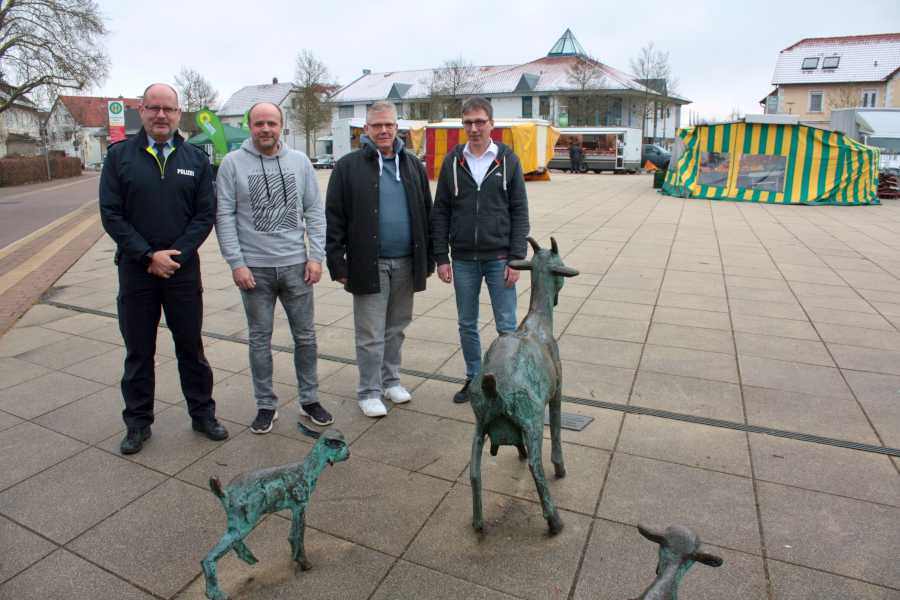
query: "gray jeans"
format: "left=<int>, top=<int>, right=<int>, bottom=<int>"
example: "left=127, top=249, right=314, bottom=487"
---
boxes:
left=353, top=257, right=413, bottom=400
left=240, top=263, right=318, bottom=409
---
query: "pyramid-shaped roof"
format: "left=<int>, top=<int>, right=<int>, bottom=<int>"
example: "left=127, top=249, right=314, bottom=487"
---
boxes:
left=547, top=28, right=586, bottom=57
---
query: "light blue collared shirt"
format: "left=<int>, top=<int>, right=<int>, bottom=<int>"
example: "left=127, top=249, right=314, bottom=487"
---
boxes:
left=146, top=135, right=174, bottom=160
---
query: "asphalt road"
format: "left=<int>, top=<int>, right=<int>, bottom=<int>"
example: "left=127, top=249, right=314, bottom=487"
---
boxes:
left=0, top=173, right=100, bottom=250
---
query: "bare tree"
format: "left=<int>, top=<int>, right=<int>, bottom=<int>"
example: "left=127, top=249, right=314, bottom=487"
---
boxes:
left=729, top=107, right=744, bottom=121
left=174, top=67, right=219, bottom=111
left=0, top=0, right=109, bottom=113
left=827, top=85, right=864, bottom=110
left=292, top=49, right=335, bottom=156
left=421, top=57, right=482, bottom=120
left=630, top=42, right=678, bottom=141
left=566, top=54, right=607, bottom=126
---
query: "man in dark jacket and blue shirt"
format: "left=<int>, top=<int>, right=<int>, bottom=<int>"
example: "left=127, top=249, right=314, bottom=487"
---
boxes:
left=431, top=96, right=530, bottom=404
left=326, top=101, right=433, bottom=418
left=99, top=83, right=228, bottom=454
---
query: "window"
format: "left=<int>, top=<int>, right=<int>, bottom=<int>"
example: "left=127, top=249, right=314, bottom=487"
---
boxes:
left=539, top=96, right=550, bottom=119
left=808, top=92, right=823, bottom=113
left=736, top=154, right=786, bottom=192
left=698, top=152, right=730, bottom=187
left=282, top=128, right=290, bottom=136
left=822, top=56, right=840, bottom=69
left=802, top=57, right=819, bottom=70
left=862, top=90, right=877, bottom=108
left=522, top=96, right=533, bottom=118
left=765, top=95, right=778, bottom=114
left=338, top=105, right=353, bottom=119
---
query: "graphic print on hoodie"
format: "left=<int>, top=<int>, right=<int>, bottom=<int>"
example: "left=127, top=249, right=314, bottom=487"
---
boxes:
left=248, top=169, right=298, bottom=232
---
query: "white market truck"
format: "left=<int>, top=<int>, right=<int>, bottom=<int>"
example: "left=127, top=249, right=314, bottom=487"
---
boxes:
left=331, top=118, right=427, bottom=160
left=549, top=127, right=642, bottom=173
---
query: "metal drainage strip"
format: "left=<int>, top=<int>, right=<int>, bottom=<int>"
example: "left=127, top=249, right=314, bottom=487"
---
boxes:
left=42, top=299, right=900, bottom=458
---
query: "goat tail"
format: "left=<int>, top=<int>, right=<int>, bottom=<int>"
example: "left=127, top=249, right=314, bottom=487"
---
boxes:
left=482, top=373, right=498, bottom=399
left=209, top=477, right=226, bottom=500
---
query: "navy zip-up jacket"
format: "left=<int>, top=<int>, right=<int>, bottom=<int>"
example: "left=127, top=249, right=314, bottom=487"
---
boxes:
left=99, top=128, right=216, bottom=266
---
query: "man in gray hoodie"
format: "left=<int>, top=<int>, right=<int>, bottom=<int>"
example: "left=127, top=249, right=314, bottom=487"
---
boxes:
left=216, top=102, right=331, bottom=433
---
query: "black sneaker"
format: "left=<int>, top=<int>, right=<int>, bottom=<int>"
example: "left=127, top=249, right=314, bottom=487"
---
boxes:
left=120, top=426, right=151, bottom=455
left=453, top=379, right=472, bottom=404
left=250, top=409, right=278, bottom=434
left=298, top=402, right=334, bottom=426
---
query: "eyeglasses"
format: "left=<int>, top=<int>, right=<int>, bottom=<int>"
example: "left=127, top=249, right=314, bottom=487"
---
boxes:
left=462, top=118, right=490, bottom=128
left=143, top=105, right=179, bottom=115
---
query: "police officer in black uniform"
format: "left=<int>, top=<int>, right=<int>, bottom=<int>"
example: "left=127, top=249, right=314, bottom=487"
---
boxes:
left=99, top=83, right=228, bottom=454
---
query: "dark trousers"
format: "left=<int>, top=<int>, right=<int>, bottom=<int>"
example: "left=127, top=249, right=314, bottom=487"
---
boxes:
left=116, top=258, right=215, bottom=428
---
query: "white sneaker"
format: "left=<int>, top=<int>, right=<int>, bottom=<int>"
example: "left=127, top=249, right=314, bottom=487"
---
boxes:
left=384, top=385, right=411, bottom=404
left=358, top=397, right=387, bottom=417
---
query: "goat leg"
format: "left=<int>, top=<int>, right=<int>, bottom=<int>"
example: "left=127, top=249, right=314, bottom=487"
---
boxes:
left=202, top=532, right=239, bottom=600
left=470, top=429, right=486, bottom=532
left=549, top=389, right=566, bottom=478
left=525, top=432, right=563, bottom=535
left=232, top=540, right=258, bottom=565
left=290, top=508, right=312, bottom=571
left=516, top=442, right=528, bottom=460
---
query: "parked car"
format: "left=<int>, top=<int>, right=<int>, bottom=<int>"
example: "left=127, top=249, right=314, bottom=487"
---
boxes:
left=641, top=144, right=671, bottom=170
left=311, top=154, right=334, bottom=169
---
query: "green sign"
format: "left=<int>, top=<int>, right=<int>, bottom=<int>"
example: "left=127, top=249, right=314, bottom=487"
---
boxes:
left=195, top=108, right=229, bottom=164
left=558, top=112, right=569, bottom=127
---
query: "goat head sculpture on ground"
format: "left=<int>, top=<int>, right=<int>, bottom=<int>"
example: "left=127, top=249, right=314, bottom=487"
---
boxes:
left=201, top=429, right=350, bottom=600
left=469, top=236, right=578, bottom=535
left=631, top=524, right=724, bottom=600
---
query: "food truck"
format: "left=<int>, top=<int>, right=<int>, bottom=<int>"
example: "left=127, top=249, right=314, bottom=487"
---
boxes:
left=549, top=127, right=642, bottom=173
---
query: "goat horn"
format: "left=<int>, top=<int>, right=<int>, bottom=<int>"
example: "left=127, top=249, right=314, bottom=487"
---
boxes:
left=551, top=237, right=558, bottom=254
left=527, top=237, right=541, bottom=253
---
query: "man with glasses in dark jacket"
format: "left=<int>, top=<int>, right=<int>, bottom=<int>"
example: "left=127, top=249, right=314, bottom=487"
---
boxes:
left=99, top=83, right=227, bottom=454
left=431, top=96, right=530, bottom=404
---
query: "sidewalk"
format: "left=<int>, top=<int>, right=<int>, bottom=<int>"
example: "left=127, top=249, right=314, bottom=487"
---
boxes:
left=0, top=172, right=897, bottom=600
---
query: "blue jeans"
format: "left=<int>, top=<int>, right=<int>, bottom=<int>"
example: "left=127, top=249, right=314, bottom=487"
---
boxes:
left=240, top=264, right=318, bottom=409
left=452, top=259, right=518, bottom=380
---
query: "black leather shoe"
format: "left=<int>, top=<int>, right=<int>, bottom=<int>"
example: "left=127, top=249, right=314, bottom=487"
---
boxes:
left=192, top=418, right=229, bottom=441
left=453, top=379, right=472, bottom=404
left=120, top=426, right=151, bottom=455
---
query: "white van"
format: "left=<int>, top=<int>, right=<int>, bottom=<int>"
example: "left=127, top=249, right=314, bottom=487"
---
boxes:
left=549, top=127, right=642, bottom=173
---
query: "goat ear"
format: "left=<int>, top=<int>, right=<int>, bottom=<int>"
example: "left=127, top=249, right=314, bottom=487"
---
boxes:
left=527, top=237, right=541, bottom=253
left=637, top=524, right=666, bottom=545
left=551, top=266, right=579, bottom=277
left=508, top=259, right=532, bottom=271
left=692, top=552, right=724, bottom=567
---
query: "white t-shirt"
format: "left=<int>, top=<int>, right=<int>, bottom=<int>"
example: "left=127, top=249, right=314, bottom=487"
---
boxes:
left=463, top=141, right=498, bottom=186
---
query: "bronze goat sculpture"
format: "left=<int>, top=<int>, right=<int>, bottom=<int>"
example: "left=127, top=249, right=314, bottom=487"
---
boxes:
left=631, top=524, right=723, bottom=600
left=201, top=429, right=350, bottom=600
left=469, top=236, right=578, bottom=534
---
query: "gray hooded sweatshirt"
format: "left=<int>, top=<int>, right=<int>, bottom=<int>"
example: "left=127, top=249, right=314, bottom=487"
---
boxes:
left=215, top=138, right=325, bottom=270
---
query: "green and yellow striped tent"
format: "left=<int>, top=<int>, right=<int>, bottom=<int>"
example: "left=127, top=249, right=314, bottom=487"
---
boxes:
left=662, top=121, right=880, bottom=205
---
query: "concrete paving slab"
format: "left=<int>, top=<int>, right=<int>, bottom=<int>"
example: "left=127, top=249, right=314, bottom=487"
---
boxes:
left=405, top=485, right=592, bottom=600
left=739, top=355, right=852, bottom=398
left=652, top=306, right=732, bottom=331
left=0, top=325, right=69, bottom=358
left=631, top=370, right=744, bottom=421
left=96, top=406, right=235, bottom=476
left=12, top=303, right=74, bottom=327
left=0, top=549, right=154, bottom=600
left=656, top=290, right=729, bottom=312
left=572, top=519, right=768, bottom=600
left=734, top=332, right=834, bottom=367
left=563, top=314, right=648, bottom=343
left=743, top=386, right=880, bottom=445
left=561, top=361, right=634, bottom=403
left=767, top=559, right=899, bottom=600
left=68, top=478, right=225, bottom=598
left=203, top=339, right=257, bottom=373
left=0, top=448, right=165, bottom=544
left=0, top=410, right=21, bottom=433
left=61, top=346, right=140, bottom=385
left=351, top=408, right=472, bottom=480
left=306, top=455, right=451, bottom=556
left=209, top=372, right=296, bottom=426
left=829, top=344, right=900, bottom=377
left=40, top=312, right=112, bottom=335
left=842, top=370, right=900, bottom=448
left=0, top=423, right=86, bottom=491
left=33, top=386, right=129, bottom=444
left=405, top=379, right=477, bottom=424
left=577, top=299, right=654, bottom=321
left=618, top=414, right=751, bottom=476
left=641, top=344, right=739, bottom=384
left=817, top=322, right=900, bottom=351
left=597, top=453, right=761, bottom=553
left=0, top=370, right=105, bottom=419
left=758, top=482, right=899, bottom=588
left=273, top=392, right=378, bottom=444
left=152, top=360, right=234, bottom=405
left=0, top=514, right=56, bottom=584
left=588, top=285, right=658, bottom=305
left=176, top=517, right=393, bottom=600
left=559, top=335, right=643, bottom=369
left=371, top=560, right=519, bottom=600
left=749, top=434, right=900, bottom=506
left=0, top=356, right=50, bottom=391
left=647, top=322, right=735, bottom=354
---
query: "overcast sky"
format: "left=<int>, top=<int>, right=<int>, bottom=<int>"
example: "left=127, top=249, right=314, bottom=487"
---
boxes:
left=94, top=0, right=899, bottom=121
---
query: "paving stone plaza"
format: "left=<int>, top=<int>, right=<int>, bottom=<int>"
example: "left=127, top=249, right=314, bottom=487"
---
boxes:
left=0, top=172, right=897, bottom=599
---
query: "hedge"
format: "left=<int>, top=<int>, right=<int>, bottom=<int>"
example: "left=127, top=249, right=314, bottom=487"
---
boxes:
left=0, top=156, right=82, bottom=187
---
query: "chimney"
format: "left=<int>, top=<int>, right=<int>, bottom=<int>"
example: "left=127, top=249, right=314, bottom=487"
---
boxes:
left=363, top=69, right=371, bottom=76
left=272, top=77, right=279, bottom=84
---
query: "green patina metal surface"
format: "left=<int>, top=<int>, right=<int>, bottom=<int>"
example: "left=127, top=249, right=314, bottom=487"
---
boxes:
left=201, top=429, right=349, bottom=600
left=632, top=524, right=723, bottom=600
left=469, top=237, right=579, bottom=535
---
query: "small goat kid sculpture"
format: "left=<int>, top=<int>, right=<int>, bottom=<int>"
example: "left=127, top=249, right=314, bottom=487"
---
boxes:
left=469, top=236, right=578, bottom=535
left=632, top=524, right=723, bottom=600
left=201, top=429, right=350, bottom=600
